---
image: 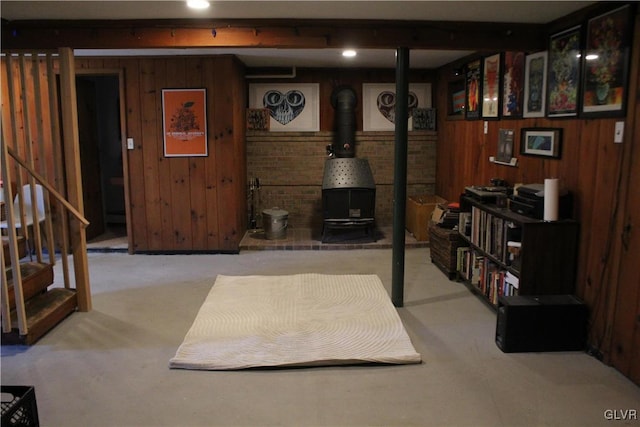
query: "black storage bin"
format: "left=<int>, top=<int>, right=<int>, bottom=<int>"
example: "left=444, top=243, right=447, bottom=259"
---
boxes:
left=496, top=295, right=587, bottom=353
left=1, top=386, right=40, bottom=427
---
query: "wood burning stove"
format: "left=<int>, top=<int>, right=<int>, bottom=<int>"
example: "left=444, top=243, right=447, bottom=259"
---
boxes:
left=321, top=158, right=376, bottom=242
left=321, top=86, right=376, bottom=243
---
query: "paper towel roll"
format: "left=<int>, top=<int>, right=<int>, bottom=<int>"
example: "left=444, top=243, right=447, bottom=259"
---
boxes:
left=544, top=178, right=559, bottom=221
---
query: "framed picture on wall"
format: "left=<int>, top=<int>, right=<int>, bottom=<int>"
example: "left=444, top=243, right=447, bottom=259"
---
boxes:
left=249, top=83, right=320, bottom=131
left=523, top=51, right=548, bottom=118
left=496, top=129, right=515, bottom=163
left=520, top=128, right=563, bottom=159
left=501, top=52, right=525, bottom=118
left=413, top=108, right=437, bottom=131
left=581, top=4, right=633, bottom=118
left=465, top=59, right=482, bottom=120
left=362, top=83, right=432, bottom=131
left=246, top=108, right=270, bottom=131
left=162, top=88, right=208, bottom=157
left=447, top=79, right=466, bottom=119
left=547, top=26, right=582, bottom=118
left=482, top=53, right=501, bottom=119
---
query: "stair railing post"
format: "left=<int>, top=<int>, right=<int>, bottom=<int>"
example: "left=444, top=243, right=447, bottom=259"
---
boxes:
left=1, top=123, right=28, bottom=334
left=58, top=47, right=92, bottom=312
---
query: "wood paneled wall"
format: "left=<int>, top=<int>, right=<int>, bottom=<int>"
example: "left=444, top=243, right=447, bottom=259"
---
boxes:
left=608, top=13, right=640, bottom=386
left=75, top=55, right=247, bottom=252
left=434, top=10, right=640, bottom=384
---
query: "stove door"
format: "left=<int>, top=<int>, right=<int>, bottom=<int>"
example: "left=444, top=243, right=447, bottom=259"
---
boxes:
left=322, top=188, right=375, bottom=220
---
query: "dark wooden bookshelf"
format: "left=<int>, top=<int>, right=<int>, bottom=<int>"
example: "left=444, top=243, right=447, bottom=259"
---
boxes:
left=458, top=195, right=579, bottom=306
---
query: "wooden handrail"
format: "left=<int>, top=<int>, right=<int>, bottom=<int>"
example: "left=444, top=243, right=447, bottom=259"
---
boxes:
left=6, top=145, right=90, bottom=227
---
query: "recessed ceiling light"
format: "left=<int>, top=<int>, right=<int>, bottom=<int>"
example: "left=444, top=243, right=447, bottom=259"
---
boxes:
left=342, top=49, right=357, bottom=58
left=187, top=0, right=210, bottom=10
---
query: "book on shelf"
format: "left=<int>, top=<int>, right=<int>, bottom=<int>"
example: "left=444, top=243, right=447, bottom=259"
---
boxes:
left=457, top=247, right=470, bottom=279
left=467, top=206, right=512, bottom=262
left=460, top=247, right=516, bottom=305
left=494, top=217, right=505, bottom=262
left=484, top=214, right=492, bottom=253
left=484, top=258, right=515, bottom=305
left=505, top=271, right=519, bottom=288
left=457, top=245, right=521, bottom=305
left=458, top=212, right=472, bottom=238
left=471, top=206, right=481, bottom=246
left=506, top=241, right=522, bottom=268
left=470, top=251, right=483, bottom=286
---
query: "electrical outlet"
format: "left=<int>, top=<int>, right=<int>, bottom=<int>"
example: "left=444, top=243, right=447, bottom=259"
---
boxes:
left=614, top=122, right=624, bottom=143
left=127, top=137, right=135, bottom=150
left=483, top=121, right=488, bottom=134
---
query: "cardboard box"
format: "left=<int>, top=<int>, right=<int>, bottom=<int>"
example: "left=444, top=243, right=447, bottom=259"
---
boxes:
left=406, top=195, right=447, bottom=241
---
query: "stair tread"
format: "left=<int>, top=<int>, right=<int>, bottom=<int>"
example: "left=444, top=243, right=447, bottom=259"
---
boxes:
left=5, top=262, right=55, bottom=310
left=5, top=261, right=50, bottom=279
left=3, top=288, right=77, bottom=345
left=2, top=235, right=27, bottom=260
left=20, top=288, right=76, bottom=324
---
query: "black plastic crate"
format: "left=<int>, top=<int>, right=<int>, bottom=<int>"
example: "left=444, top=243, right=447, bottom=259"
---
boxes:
left=1, top=386, right=40, bottom=427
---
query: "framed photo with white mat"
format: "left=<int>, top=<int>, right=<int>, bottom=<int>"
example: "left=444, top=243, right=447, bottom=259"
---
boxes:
left=362, top=83, right=432, bottom=131
left=249, top=83, right=320, bottom=132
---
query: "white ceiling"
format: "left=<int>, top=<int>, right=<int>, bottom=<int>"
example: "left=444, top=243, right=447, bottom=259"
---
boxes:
left=1, top=1, right=595, bottom=68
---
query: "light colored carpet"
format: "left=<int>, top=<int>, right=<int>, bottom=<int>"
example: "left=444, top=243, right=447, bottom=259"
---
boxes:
left=169, top=273, right=421, bottom=370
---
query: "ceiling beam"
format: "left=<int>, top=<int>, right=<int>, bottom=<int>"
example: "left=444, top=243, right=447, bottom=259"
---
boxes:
left=1, top=19, right=546, bottom=52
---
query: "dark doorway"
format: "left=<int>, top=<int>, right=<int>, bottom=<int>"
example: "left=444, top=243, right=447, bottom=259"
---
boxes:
left=76, top=75, right=127, bottom=246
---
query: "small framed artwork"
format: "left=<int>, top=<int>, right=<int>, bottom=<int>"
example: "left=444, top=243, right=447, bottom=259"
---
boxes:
left=413, top=108, right=436, bottom=131
left=362, top=83, right=432, bottom=131
left=465, top=59, right=482, bottom=120
left=482, top=53, right=501, bottom=119
left=581, top=4, right=633, bottom=118
left=447, top=79, right=465, bottom=119
left=162, top=88, right=208, bottom=157
left=547, top=26, right=582, bottom=118
left=496, top=129, right=515, bottom=163
left=520, top=128, right=563, bottom=159
left=249, top=83, right=320, bottom=132
left=246, top=108, right=270, bottom=131
left=502, top=52, right=525, bottom=118
left=523, top=51, right=548, bottom=118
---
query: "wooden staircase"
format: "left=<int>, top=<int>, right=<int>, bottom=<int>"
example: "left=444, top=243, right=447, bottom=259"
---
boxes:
left=2, top=49, right=92, bottom=345
left=2, top=236, right=77, bottom=345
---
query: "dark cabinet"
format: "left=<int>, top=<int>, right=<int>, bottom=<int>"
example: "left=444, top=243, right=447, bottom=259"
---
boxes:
left=496, top=295, right=587, bottom=353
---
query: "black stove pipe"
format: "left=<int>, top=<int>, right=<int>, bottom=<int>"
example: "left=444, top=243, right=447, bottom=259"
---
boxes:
left=330, top=86, right=357, bottom=158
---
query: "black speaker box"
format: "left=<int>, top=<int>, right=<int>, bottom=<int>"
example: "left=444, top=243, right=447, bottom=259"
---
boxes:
left=496, top=295, right=587, bottom=353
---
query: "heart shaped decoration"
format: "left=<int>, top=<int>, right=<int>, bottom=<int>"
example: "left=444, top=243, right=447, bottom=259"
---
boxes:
left=263, top=90, right=306, bottom=125
left=376, top=91, right=419, bottom=123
